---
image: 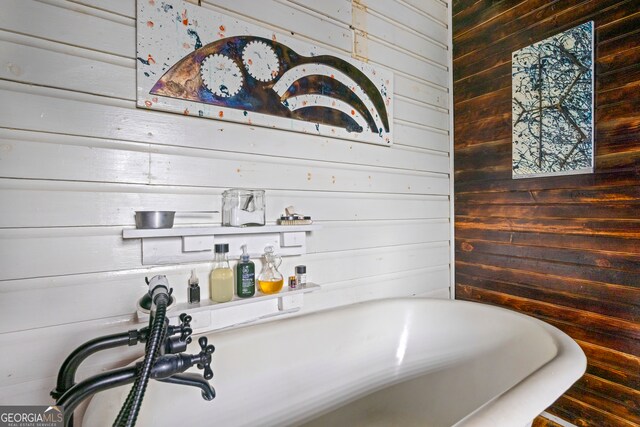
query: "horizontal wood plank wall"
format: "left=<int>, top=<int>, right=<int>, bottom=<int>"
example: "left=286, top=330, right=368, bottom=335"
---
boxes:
left=0, top=0, right=452, bottom=405
left=453, top=1, right=640, bottom=426
left=533, top=416, right=566, bottom=427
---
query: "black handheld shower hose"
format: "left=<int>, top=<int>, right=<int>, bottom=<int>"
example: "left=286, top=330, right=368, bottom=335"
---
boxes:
left=113, top=277, right=171, bottom=427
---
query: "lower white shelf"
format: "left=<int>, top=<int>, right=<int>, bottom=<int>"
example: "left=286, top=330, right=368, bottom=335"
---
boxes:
left=137, top=283, right=320, bottom=332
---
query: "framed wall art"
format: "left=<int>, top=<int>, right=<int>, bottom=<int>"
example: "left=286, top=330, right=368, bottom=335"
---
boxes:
left=137, top=0, right=393, bottom=146
left=512, top=21, right=594, bottom=178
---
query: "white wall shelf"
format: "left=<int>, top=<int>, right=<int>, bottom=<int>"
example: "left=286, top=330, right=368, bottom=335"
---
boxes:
left=123, top=224, right=321, bottom=265
left=138, top=284, right=321, bottom=331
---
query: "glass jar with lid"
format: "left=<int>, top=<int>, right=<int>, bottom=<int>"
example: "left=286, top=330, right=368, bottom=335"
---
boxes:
left=222, top=189, right=265, bottom=227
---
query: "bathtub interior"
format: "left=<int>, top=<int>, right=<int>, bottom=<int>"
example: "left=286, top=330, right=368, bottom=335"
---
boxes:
left=83, top=299, right=559, bottom=427
left=298, top=334, right=550, bottom=427
left=296, top=301, right=559, bottom=427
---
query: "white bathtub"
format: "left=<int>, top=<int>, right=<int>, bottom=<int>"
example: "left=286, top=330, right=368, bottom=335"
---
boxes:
left=84, top=298, right=586, bottom=426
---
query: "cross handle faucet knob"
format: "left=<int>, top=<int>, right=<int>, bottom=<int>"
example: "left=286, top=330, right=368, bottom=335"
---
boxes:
left=197, top=336, right=215, bottom=380
left=178, top=313, right=193, bottom=344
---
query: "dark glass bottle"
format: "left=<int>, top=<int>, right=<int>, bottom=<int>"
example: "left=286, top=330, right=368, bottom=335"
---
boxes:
left=236, top=245, right=255, bottom=298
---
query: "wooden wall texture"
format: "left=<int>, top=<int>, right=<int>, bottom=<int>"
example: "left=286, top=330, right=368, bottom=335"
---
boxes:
left=453, top=1, right=639, bottom=426
left=0, top=0, right=452, bottom=405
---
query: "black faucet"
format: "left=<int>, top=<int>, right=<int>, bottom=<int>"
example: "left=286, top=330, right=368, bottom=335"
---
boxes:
left=55, top=336, right=215, bottom=425
left=51, top=276, right=216, bottom=427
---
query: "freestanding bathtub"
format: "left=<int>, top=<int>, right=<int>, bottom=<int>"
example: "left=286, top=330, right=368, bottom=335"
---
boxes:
left=84, top=298, right=586, bottom=426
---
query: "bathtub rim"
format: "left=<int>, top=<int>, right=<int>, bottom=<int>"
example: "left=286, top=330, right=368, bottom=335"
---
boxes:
left=452, top=308, right=587, bottom=426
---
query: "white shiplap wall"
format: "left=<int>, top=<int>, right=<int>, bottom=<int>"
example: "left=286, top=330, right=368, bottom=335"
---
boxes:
left=0, top=0, right=452, bottom=406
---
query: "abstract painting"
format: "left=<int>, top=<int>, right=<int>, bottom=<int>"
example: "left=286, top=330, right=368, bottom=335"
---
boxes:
left=137, top=0, right=393, bottom=145
left=512, top=21, right=594, bottom=178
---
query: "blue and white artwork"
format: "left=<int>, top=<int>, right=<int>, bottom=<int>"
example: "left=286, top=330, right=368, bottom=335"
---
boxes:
left=512, top=21, right=594, bottom=178
left=136, top=0, right=393, bottom=146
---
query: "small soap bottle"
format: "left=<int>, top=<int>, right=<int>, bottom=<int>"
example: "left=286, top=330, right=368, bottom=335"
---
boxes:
left=188, top=269, right=200, bottom=304
left=295, top=265, right=307, bottom=288
left=210, top=243, right=234, bottom=303
left=235, top=245, right=255, bottom=298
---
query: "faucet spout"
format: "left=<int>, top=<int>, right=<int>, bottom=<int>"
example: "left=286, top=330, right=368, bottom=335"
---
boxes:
left=56, top=352, right=216, bottom=426
left=158, top=373, right=216, bottom=401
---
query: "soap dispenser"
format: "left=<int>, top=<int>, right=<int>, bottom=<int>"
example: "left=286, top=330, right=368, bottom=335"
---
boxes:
left=235, top=245, right=255, bottom=298
left=257, top=245, right=283, bottom=294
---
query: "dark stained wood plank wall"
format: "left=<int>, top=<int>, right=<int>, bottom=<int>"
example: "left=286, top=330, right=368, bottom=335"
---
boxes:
left=533, top=415, right=567, bottom=427
left=452, top=1, right=640, bottom=426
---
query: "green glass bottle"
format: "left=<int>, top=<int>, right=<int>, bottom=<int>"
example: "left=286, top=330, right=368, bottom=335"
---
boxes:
left=236, top=245, right=255, bottom=298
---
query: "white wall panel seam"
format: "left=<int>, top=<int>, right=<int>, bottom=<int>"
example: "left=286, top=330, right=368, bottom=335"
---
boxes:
left=0, top=92, right=446, bottom=173
left=395, top=118, right=449, bottom=135
left=200, top=0, right=352, bottom=54
left=354, top=38, right=448, bottom=86
left=0, top=30, right=135, bottom=67
left=0, top=79, right=134, bottom=108
left=66, top=0, right=136, bottom=19
left=395, top=0, right=448, bottom=26
left=36, top=0, right=134, bottom=25
left=352, top=5, right=448, bottom=50
left=1, top=0, right=135, bottom=58
left=396, top=94, right=449, bottom=116
left=286, top=0, right=352, bottom=25
left=0, top=177, right=453, bottom=200
left=445, top=0, right=454, bottom=299
left=364, top=33, right=448, bottom=70
left=383, top=64, right=449, bottom=93
left=0, top=128, right=450, bottom=177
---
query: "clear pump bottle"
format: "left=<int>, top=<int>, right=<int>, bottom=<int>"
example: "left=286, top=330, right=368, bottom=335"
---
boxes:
left=210, top=243, right=234, bottom=303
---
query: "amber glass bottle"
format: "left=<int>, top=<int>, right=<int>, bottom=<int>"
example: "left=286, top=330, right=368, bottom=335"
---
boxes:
left=257, top=246, right=283, bottom=294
